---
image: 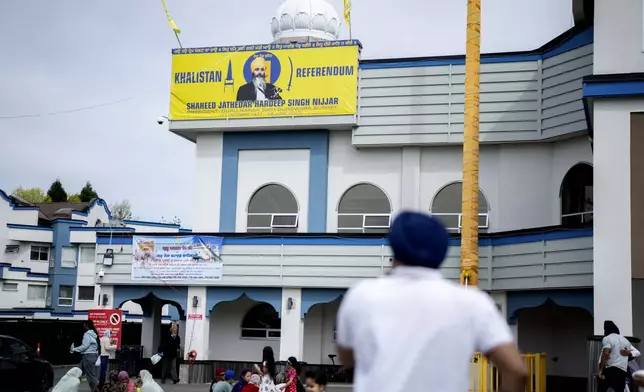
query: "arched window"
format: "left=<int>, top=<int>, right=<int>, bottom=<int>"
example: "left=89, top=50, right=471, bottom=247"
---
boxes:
left=247, top=184, right=299, bottom=233
left=560, top=163, right=593, bottom=225
left=430, top=182, right=489, bottom=233
left=241, top=303, right=281, bottom=339
left=337, top=183, right=392, bottom=233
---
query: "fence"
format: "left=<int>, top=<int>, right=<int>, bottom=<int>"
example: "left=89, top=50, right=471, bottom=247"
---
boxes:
left=470, top=353, right=546, bottom=392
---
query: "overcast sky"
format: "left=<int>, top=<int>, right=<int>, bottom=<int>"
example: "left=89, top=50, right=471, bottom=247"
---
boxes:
left=0, top=0, right=572, bottom=228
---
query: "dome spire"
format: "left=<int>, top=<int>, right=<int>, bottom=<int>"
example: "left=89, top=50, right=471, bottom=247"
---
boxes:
left=271, top=0, right=341, bottom=43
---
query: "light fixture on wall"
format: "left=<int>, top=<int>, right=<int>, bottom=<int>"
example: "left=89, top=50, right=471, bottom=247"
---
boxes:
left=287, top=297, right=294, bottom=310
left=192, top=296, right=199, bottom=308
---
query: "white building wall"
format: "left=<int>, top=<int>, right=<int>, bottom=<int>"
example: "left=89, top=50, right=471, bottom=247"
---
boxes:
left=72, top=204, right=110, bottom=227
left=209, top=296, right=280, bottom=361
left=236, top=149, right=310, bottom=233
left=125, top=224, right=178, bottom=233
left=326, top=131, right=402, bottom=232
left=195, top=134, right=223, bottom=232
left=7, top=242, right=51, bottom=274
left=592, top=99, right=644, bottom=335
left=302, top=299, right=340, bottom=365
left=594, top=0, right=644, bottom=74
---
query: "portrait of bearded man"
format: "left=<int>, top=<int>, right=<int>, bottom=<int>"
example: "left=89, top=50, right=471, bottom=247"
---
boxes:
left=236, top=56, right=282, bottom=101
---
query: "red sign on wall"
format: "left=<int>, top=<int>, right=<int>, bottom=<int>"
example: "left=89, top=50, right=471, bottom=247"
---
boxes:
left=89, top=309, right=123, bottom=349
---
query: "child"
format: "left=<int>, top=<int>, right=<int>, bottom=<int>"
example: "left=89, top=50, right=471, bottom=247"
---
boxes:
left=304, top=372, right=327, bottom=392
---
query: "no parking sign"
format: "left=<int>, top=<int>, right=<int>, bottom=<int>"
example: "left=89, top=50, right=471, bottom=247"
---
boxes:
left=89, top=309, right=123, bottom=349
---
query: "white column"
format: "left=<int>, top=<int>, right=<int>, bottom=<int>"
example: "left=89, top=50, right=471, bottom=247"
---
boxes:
left=400, top=147, right=421, bottom=211
left=279, top=288, right=304, bottom=361
left=184, top=287, right=210, bottom=360
left=593, top=100, right=633, bottom=335
left=141, top=301, right=162, bottom=358
left=195, top=134, right=223, bottom=232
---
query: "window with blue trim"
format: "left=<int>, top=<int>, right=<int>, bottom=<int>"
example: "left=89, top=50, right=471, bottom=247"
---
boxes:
left=247, top=184, right=299, bottom=233
left=430, top=182, right=489, bottom=233
left=337, top=184, right=391, bottom=233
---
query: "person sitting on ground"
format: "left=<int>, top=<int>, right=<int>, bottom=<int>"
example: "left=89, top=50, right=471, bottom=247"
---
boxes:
left=52, top=367, right=82, bottom=392
left=232, top=369, right=252, bottom=392
left=212, top=370, right=236, bottom=392
left=139, top=370, right=163, bottom=392
left=101, top=370, right=122, bottom=392
left=304, top=372, right=327, bottom=392
left=241, top=374, right=261, bottom=392
left=118, top=371, right=135, bottom=392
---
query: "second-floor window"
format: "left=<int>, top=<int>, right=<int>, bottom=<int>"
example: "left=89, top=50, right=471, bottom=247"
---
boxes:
left=30, top=245, right=49, bottom=262
left=246, top=184, right=299, bottom=233
left=27, top=285, right=47, bottom=301
left=77, top=286, right=95, bottom=301
left=430, top=182, right=490, bottom=233
left=61, top=247, right=77, bottom=268
left=337, top=183, right=392, bottom=234
left=561, top=163, right=593, bottom=226
left=58, top=285, right=74, bottom=307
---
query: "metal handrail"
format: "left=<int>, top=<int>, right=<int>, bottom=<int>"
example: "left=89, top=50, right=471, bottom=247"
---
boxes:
left=561, top=210, right=593, bottom=223
left=430, top=212, right=489, bottom=233
left=337, top=213, right=391, bottom=233
left=247, top=213, right=299, bottom=232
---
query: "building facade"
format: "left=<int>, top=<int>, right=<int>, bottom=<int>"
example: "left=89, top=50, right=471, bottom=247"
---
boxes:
left=0, top=190, right=185, bottom=323
left=93, top=0, right=602, bottom=386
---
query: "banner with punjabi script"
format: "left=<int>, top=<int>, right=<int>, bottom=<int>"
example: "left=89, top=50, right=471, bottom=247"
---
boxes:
left=131, top=236, right=223, bottom=281
left=169, top=40, right=361, bottom=120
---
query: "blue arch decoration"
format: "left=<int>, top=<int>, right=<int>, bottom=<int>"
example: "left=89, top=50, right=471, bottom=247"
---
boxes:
left=506, top=289, right=593, bottom=324
left=206, top=287, right=282, bottom=317
left=301, top=288, right=346, bottom=318
left=113, top=286, right=188, bottom=319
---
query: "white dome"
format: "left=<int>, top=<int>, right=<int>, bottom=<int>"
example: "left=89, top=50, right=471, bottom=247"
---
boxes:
left=271, top=0, right=341, bottom=43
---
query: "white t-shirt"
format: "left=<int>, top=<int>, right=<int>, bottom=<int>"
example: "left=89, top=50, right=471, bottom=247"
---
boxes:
left=336, top=266, right=514, bottom=392
left=602, top=333, right=633, bottom=371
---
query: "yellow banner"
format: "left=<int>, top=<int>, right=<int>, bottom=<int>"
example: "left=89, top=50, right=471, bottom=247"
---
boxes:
left=169, top=41, right=361, bottom=120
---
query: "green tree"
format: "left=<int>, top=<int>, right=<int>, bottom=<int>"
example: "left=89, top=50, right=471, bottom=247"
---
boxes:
left=11, top=187, right=50, bottom=203
left=68, top=194, right=82, bottom=203
left=46, top=179, right=68, bottom=202
left=79, top=181, right=99, bottom=202
left=110, top=200, right=133, bottom=221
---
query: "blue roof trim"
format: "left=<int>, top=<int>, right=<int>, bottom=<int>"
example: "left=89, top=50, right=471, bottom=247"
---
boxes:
left=583, top=80, right=644, bottom=98
left=26, top=272, right=49, bottom=278
left=71, top=199, right=113, bottom=220
left=96, top=228, right=593, bottom=246
left=50, top=219, right=88, bottom=225
left=70, top=227, right=135, bottom=232
left=6, top=224, right=53, bottom=232
left=124, top=220, right=181, bottom=228
left=179, top=229, right=193, bottom=233
left=172, top=39, right=362, bottom=55
left=1, top=263, right=50, bottom=278
left=0, top=190, right=41, bottom=211
left=360, top=27, right=593, bottom=70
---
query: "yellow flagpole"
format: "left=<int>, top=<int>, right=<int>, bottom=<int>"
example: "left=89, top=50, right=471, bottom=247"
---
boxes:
left=460, top=0, right=481, bottom=287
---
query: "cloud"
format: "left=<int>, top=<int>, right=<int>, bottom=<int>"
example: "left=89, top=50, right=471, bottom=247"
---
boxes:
left=0, top=0, right=572, bottom=228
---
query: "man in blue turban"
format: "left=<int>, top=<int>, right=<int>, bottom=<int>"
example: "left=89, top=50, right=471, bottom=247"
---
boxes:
left=335, top=211, right=527, bottom=392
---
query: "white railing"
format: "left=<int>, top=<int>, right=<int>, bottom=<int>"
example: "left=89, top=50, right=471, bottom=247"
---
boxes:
left=337, top=213, right=391, bottom=233
left=561, top=211, right=593, bottom=224
left=247, top=213, right=299, bottom=233
left=240, top=327, right=281, bottom=339
left=430, top=212, right=489, bottom=233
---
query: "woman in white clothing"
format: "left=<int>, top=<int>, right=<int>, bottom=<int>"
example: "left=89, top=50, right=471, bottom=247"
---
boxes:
left=99, top=329, right=117, bottom=389
left=140, top=369, right=164, bottom=392
left=52, top=367, right=82, bottom=392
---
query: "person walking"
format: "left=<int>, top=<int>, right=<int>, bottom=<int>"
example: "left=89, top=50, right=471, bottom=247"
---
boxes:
left=99, top=329, right=117, bottom=389
left=598, top=320, right=634, bottom=392
left=71, top=320, right=101, bottom=392
left=158, top=324, right=180, bottom=384
left=335, top=211, right=528, bottom=392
